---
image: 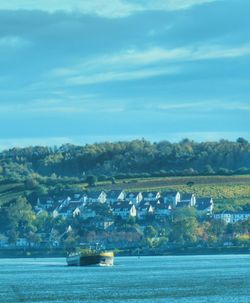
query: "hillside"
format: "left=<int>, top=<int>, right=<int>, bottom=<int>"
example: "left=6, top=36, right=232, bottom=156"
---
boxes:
left=0, top=175, right=250, bottom=212
left=0, top=138, right=249, bottom=211
left=0, top=138, right=250, bottom=179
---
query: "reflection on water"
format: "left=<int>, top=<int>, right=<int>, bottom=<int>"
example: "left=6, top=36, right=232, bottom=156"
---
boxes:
left=0, top=255, right=250, bottom=303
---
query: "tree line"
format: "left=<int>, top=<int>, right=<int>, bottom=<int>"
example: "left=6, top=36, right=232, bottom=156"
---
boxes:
left=0, top=138, right=250, bottom=181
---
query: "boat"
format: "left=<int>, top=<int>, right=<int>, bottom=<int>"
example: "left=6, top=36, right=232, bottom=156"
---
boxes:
left=66, top=250, right=114, bottom=266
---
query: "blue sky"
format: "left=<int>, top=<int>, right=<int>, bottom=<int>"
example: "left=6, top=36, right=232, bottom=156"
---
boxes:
left=0, top=0, right=250, bottom=149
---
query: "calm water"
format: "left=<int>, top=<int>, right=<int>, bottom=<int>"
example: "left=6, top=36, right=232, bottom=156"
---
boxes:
left=0, top=255, right=250, bottom=303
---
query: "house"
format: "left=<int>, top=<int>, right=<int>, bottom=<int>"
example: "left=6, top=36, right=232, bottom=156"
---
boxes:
left=43, top=202, right=63, bottom=218
left=125, top=192, right=143, bottom=205
left=95, top=217, right=114, bottom=230
left=154, top=203, right=172, bottom=218
left=81, top=206, right=97, bottom=220
left=180, top=193, right=196, bottom=207
left=112, top=202, right=137, bottom=220
left=196, top=197, right=214, bottom=215
left=214, top=211, right=250, bottom=224
left=35, top=196, right=55, bottom=211
left=142, top=191, right=161, bottom=202
left=69, top=202, right=82, bottom=217
left=87, top=191, right=107, bottom=203
left=57, top=202, right=82, bottom=218
left=57, top=196, right=71, bottom=208
left=176, top=201, right=191, bottom=208
left=106, top=190, right=126, bottom=204
left=161, top=191, right=181, bottom=207
left=71, top=193, right=88, bottom=204
left=137, top=204, right=154, bottom=220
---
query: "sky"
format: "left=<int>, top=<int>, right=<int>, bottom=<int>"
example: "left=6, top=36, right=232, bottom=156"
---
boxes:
left=0, top=0, right=250, bottom=149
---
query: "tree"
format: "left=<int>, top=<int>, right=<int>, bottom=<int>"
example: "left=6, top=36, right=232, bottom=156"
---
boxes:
left=144, top=225, right=157, bottom=238
left=6, top=196, right=36, bottom=243
left=86, top=175, right=97, bottom=187
left=207, top=219, right=226, bottom=244
left=237, top=137, right=248, bottom=145
left=170, top=208, right=198, bottom=245
left=25, top=177, right=39, bottom=190
left=204, top=165, right=215, bottom=175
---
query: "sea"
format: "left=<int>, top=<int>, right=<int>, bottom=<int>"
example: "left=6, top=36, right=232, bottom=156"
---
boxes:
left=0, top=255, right=250, bottom=303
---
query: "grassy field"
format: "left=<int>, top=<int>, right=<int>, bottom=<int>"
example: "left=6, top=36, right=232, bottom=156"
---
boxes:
left=93, top=175, right=250, bottom=211
left=0, top=182, right=27, bottom=206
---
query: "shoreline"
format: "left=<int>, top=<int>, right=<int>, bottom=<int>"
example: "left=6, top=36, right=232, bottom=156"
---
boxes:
left=0, top=246, right=249, bottom=258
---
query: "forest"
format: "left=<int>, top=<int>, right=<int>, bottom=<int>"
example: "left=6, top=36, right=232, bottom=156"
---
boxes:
left=0, top=138, right=250, bottom=181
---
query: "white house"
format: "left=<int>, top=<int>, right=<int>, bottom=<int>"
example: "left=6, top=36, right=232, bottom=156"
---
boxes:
left=162, top=191, right=181, bottom=207
left=57, top=202, right=82, bottom=218
left=196, top=197, right=214, bottom=215
left=142, top=191, right=161, bottom=202
left=214, top=211, right=250, bottom=224
left=95, top=217, right=114, bottom=230
left=181, top=193, right=196, bottom=207
left=35, top=196, right=55, bottom=211
left=87, top=191, right=107, bottom=204
left=125, top=192, right=143, bottom=205
left=106, top=190, right=126, bottom=204
left=154, top=203, right=172, bottom=218
left=137, top=204, right=154, bottom=220
left=81, top=205, right=97, bottom=220
left=112, top=202, right=137, bottom=220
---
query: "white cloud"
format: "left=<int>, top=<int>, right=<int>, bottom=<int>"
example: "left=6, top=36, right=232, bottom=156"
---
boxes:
left=154, top=100, right=250, bottom=112
left=66, top=66, right=180, bottom=85
left=1, top=97, right=250, bottom=116
left=51, top=43, right=250, bottom=85
left=0, top=97, right=125, bottom=114
left=0, top=0, right=219, bottom=18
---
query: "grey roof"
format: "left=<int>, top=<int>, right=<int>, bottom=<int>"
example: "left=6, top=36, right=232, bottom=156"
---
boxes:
left=154, top=204, right=171, bottom=210
left=126, top=192, right=141, bottom=197
left=88, top=191, right=105, bottom=199
left=196, top=198, right=213, bottom=211
left=142, top=191, right=159, bottom=197
left=106, top=190, right=124, bottom=199
left=138, top=205, right=152, bottom=211
left=162, top=191, right=179, bottom=197
left=112, top=201, right=134, bottom=211
left=181, top=193, right=193, bottom=200
left=196, top=197, right=212, bottom=203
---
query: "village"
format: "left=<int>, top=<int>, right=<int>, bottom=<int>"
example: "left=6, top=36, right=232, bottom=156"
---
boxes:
left=35, top=189, right=250, bottom=224
left=35, top=190, right=214, bottom=222
left=1, top=188, right=250, bottom=251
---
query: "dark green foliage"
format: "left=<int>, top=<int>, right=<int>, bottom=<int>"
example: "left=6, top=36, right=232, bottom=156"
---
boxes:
left=0, top=138, right=249, bottom=179
left=86, top=175, right=97, bottom=187
left=144, top=225, right=157, bottom=238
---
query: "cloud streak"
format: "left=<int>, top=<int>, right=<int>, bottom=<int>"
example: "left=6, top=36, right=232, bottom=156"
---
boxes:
left=0, top=97, right=250, bottom=116
left=0, top=0, right=219, bottom=18
left=52, top=43, right=250, bottom=85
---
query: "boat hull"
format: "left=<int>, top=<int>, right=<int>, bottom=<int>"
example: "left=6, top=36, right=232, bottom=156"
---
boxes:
left=66, top=252, right=114, bottom=266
